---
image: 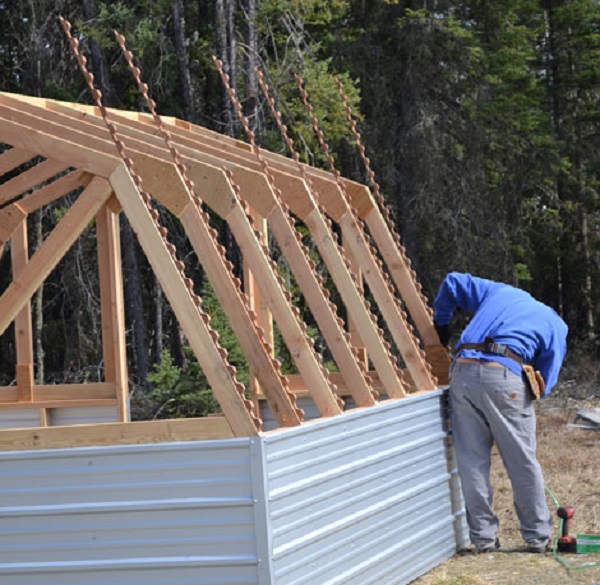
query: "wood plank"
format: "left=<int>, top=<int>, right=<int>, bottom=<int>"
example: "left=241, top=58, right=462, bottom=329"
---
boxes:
left=0, top=147, right=34, bottom=175
left=343, top=230, right=368, bottom=366
left=10, top=220, right=34, bottom=362
left=338, top=210, right=437, bottom=392
left=0, top=383, right=117, bottom=402
left=179, top=195, right=302, bottom=427
left=0, top=399, right=117, bottom=410
left=18, top=170, right=93, bottom=214
left=268, top=205, right=377, bottom=407
left=244, top=209, right=273, bottom=408
left=10, top=217, right=49, bottom=421
left=0, top=202, right=27, bottom=251
left=364, top=206, right=441, bottom=347
left=0, top=158, right=69, bottom=206
left=302, top=202, right=408, bottom=400
left=0, top=416, right=233, bottom=451
left=109, top=163, right=259, bottom=437
left=0, top=177, right=113, bottom=337
left=0, top=114, right=119, bottom=177
left=227, top=204, right=343, bottom=418
left=96, top=202, right=129, bottom=422
left=15, top=364, right=33, bottom=402
left=11, top=219, right=34, bottom=404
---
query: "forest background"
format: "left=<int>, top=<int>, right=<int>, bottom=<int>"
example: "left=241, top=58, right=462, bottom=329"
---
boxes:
left=0, top=0, right=598, bottom=418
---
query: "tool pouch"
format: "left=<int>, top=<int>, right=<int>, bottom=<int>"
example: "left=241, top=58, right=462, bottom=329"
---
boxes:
left=522, top=364, right=545, bottom=400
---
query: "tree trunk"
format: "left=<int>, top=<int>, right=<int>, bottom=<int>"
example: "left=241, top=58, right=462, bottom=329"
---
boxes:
left=173, top=0, right=195, bottom=122
left=215, top=0, right=236, bottom=135
left=81, top=0, right=116, bottom=106
left=242, top=0, right=258, bottom=132
left=153, top=273, right=163, bottom=365
left=581, top=211, right=595, bottom=340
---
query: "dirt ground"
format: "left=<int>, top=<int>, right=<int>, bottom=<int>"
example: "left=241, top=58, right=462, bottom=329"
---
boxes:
left=414, top=383, right=600, bottom=585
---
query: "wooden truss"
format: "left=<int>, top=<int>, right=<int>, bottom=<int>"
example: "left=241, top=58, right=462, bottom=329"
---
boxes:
left=0, top=91, right=450, bottom=441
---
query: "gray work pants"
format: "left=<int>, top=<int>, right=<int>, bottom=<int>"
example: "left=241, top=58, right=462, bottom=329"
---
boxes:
left=449, top=360, right=552, bottom=548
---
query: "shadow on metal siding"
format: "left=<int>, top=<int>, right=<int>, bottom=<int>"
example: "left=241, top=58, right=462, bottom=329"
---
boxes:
left=262, top=391, right=463, bottom=585
left=0, top=439, right=260, bottom=585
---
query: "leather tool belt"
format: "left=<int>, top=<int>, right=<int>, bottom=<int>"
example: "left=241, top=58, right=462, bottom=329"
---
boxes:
left=455, top=336, right=523, bottom=364
left=455, top=336, right=544, bottom=399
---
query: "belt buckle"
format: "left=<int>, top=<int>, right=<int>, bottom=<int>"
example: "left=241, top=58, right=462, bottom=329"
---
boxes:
left=483, top=337, right=505, bottom=357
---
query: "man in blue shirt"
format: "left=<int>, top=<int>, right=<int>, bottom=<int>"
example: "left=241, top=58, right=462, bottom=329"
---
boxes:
left=433, top=272, right=568, bottom=554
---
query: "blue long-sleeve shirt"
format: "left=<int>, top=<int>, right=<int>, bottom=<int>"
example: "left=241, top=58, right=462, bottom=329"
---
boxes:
left=433, top=273, right=568, bottom=395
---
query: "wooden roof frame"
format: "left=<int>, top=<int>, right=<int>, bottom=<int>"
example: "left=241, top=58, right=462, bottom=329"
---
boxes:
left=0, top=92, right=450, bottom=443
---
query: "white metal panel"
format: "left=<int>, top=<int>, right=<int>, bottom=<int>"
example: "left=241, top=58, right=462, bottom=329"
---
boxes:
left=0, top=406, right=119, bottom=430
left=0, top=410, right=40, bottom=429
left=262, top=391, right=466, bottom=585
left=0, top=439, right=261, bottom=585
left=49, top=406, right=120, bottom=426
left=260, top=395, right=360, bottom=431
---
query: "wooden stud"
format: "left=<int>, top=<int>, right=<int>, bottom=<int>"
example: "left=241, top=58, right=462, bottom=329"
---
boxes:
left=11, top=219, right=34, bottom=401
left=0, top=417, right=233, bottom=451
left=96, top=199, right=129, bottom=422
left=244, top=208, right=273, bottom=407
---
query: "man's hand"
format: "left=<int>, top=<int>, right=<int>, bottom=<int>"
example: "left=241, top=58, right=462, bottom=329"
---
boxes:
left=434, top=322, right=452, bottom=346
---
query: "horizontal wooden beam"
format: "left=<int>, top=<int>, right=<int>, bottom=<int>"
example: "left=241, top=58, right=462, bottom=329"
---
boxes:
left=0, top=399, right=117, bottom=410
left=0, top=416, right=234, bottom=450
left=0, top=382, right=116, bottom=404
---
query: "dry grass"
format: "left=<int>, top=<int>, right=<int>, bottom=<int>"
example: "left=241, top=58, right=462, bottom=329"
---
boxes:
left=414, top=397, right=600, bottom=585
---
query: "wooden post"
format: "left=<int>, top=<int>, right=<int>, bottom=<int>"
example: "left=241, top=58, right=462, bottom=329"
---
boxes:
left=96, top=198, right=129, bottom=422
left=243, top=208, right=273, bottom=410
left=10, top=216, right=49, bottom=425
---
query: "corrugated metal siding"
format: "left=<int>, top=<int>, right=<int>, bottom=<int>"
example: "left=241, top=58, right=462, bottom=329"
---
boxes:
left=260, top=396, right=360, bottom=431
left=0, top=439, right=260, bottom=585
left=262, top=390, right=467, bottom=585
left=0, top=406, right=119, bottom=430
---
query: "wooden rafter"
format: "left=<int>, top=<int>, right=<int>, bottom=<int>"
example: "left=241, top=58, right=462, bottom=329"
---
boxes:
left=109, top=163, right=260, bottom=437
left=0, top=146, right=35, bottom=176
left=0, top=89, right=447, bottom=439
